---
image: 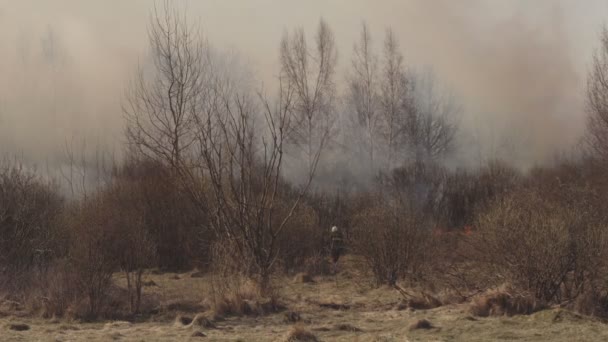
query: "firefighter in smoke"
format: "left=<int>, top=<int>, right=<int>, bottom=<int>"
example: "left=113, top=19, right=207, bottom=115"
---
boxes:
left=329, top=226, right=345, bottom=274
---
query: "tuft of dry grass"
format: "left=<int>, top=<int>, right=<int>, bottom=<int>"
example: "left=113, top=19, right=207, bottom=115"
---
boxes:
left=283, top=311, right=301, bottom=324
left=334, top=323, right=362, bottom=332
left=142, top=280, right=157, bottom=287
left=163, top=299, right=206, bottom=313
left=406, top=294, right=442, bottom=310
left=409, top=319, right=434, bottom=330
left=8, top=323, right=30, bottom=331
left=190, top=271, right=205, bottom=278
left=191, top=331, right=207, bottom=338
left=293, top=273, right=314, bottom=284
left=210, top=275, right=285, bottom=318
left=283, top=325, right=319, bottom=342
left=189, top=313, right=216, bottom=329
left=470, top=285, right=544, bottom=317
left=393, top=284, right=443, bottom=310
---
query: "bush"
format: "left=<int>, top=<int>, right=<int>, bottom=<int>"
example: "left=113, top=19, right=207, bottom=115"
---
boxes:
left=102, top=176, right=157, bottom=314
left=34, top=259, right=80, bottom=318
left=276, top=202, right=322, bottom=274
left=0, top=162, right=63, bottom=286
left=473, top=188, right=608, bottom=303
left=66, top=198, right=119, bottom=319
left=351, top=194, right=431, bottom=286
left=112, top=158, right=206, bottom=271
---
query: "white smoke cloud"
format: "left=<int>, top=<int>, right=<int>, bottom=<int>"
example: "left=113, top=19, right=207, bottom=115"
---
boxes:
left=0, top=0, right=605, bottom=172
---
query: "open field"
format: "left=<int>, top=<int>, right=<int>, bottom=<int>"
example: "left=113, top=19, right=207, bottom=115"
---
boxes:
left=1, top=257, right=607, bottom=342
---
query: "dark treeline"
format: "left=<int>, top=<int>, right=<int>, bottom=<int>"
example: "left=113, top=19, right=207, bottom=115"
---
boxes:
left=3, top=2, right=608, bottom=321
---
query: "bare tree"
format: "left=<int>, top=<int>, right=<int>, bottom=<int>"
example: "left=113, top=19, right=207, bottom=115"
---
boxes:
left=0, top=160, right=62, bottom=279
left=122, top=2, right=215, bottom=274
left=373, top=30, right=458, bottom=168
left=347, top=22, right=381, bottom=169
left=378, top=28, right=410, bottom=170
left=280, top=19, right=337, bottom=176
left=186, top=79, right=321, bottom=292
left=123, top=1, right=210, bottom=169
left=405, top=70, right=459, bottom=161
left=586, top=27, right=608, bottom=161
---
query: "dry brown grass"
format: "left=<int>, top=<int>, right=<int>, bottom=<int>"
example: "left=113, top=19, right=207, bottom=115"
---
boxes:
left=4, top=266, right=608, bottom=341
left=283, top=325, right=319, bottom=342
left=393, top=284, right=443, bottom=310
left=210, top=275, right=285, bottom=317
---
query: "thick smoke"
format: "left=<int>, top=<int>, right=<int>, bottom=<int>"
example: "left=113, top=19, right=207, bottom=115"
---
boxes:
left=0, top=0, right=605, bottom=174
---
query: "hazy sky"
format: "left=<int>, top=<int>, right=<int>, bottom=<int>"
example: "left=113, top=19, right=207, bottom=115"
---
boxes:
left=1, top=0, right=607, bottom=168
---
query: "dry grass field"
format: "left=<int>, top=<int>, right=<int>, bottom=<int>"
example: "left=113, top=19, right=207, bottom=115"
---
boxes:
left=1, top=256, right=607, bottom=342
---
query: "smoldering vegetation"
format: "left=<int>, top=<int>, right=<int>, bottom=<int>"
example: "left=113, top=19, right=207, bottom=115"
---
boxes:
left=2, top=2, right=608, bottom=335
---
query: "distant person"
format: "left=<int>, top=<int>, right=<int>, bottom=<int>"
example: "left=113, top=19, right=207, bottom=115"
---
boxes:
left=330, top=226, right=345, bottom=274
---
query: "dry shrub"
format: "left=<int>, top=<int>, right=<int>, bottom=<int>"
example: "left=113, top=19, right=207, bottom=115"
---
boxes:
left=276, top=202, right=322, bottom=274
left=112, top=158, right=207, bottom=271
left=67, top=200, right=118, bottom=320
left=351, top=194, right=431, bottom=286
left=470, top=285, right=544, bottom=317
left=473, top=186, right=608, bottom=309
left=284, top=325, right=319, bottom=342
left=302, top=252, right=331, bottom=277
left=569, top=290, right=608, bottom=317
left=34, top=259, right=80, bottom=318
left=102, top=178, right=157, bottom=315
left=0, top=161, right=64, bottom=290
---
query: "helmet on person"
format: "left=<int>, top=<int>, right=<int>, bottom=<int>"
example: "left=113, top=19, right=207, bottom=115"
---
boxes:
left=331, top=226, right=338, bottom=233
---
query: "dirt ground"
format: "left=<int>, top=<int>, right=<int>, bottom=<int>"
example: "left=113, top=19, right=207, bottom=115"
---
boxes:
left=2, top=257, right=608, bottom=341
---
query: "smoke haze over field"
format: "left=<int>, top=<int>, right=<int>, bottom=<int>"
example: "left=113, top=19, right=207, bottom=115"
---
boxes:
left=0, top=0, right=606, bottom=170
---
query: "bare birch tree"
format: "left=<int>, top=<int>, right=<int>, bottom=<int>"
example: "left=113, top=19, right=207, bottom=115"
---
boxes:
left=587, top=27, right=608, bottom=161
left=186, top=80, right=318, bottom=292
left=379, top=28, right=409, bottom=170
left=405, top=70, right=459, bottom=161
left=123, top=1, right=210, bottom=169
left=347, top=22, right=381, bottom=169
left=376, top=30, right=458, bottom=168
left=280, top=19, right=337, bottom=176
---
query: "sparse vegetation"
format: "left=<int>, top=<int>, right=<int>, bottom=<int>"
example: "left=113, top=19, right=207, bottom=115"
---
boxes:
left=4, top=2, right=608, bottom=341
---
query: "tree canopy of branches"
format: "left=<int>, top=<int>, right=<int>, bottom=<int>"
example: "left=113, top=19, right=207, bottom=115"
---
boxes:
left=587, top=27, right=608, bottom=161
left=347, top=25, right=459, bottom=172
left=348, top=22, right=380, bottom=169
left=124, top=1, right=211, bottom=169
left=280, top=19, right=338, bottom=175
left=123, top=4, right=331, bottom=293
